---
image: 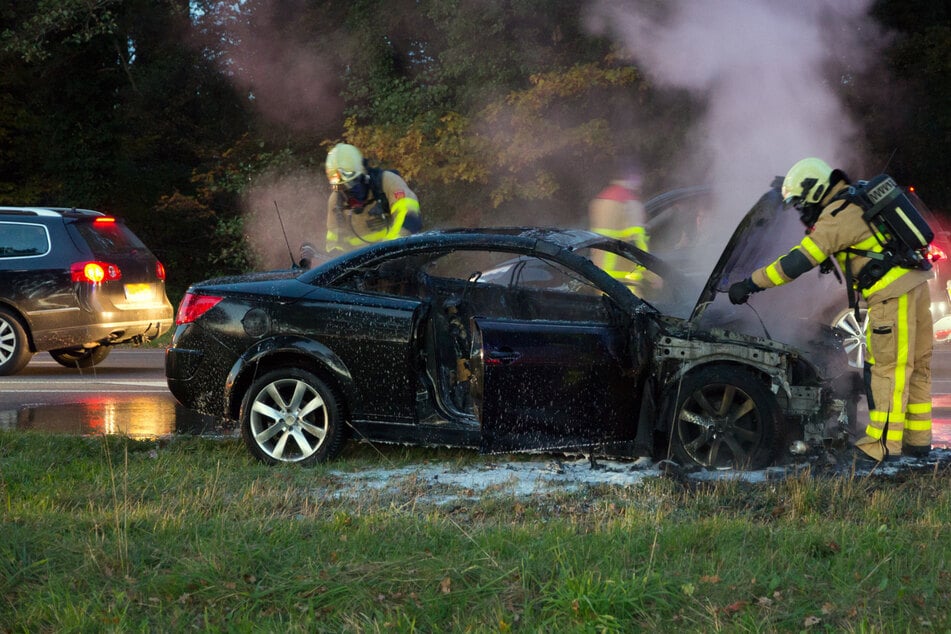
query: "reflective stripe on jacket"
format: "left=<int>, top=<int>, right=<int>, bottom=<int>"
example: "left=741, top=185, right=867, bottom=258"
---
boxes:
left=751, top=181, right=931, bottom=303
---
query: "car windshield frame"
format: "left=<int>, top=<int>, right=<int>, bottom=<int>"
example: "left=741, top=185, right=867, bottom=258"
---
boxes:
left=303, top=231, right=669, bottom=317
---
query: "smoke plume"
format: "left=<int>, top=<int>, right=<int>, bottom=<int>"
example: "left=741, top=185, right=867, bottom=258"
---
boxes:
left=584, top=0, right=885, bottom=348
left=585, top=0, right=880, bottom=216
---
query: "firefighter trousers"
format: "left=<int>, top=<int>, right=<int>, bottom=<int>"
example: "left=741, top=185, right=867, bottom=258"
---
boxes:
left=855, top=282, right=933, bottom=460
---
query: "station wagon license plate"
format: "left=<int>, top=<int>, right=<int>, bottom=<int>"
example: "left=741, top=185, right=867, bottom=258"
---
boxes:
left=124, top=283, right=154, bottom=302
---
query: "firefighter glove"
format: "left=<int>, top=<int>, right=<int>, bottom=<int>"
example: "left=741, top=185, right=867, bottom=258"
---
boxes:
left=366, top=202, right=389, bottom=231
left=728, top=278, right=761, bottom=305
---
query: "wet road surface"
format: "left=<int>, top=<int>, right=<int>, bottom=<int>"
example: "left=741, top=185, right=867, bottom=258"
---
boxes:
left=0, top=349, right=227, bottom=437
left=1, top=347, right=950, bottom=446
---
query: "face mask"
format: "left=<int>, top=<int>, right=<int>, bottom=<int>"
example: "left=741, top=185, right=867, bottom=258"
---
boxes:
left=346, top=180, right=369, bottom=208
left=797, top=203, right=822, bottom=228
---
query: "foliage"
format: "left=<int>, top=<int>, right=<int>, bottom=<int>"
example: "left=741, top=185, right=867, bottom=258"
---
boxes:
left=0, top=0, right=947, bottom=280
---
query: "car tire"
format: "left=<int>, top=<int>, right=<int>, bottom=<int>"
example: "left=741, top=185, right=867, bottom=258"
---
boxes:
left=666, top=366, right=782, bottom=470
left=49, top=345, right=111, bottom=369
left=0, top=308, right=33, bottom=376
left=240, top=368, right=346, bottom=465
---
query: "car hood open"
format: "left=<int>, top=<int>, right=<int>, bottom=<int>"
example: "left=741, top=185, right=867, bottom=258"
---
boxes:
left=681, top=181, right=852, bottom=367
left=689, top=185, right=788, bottom=322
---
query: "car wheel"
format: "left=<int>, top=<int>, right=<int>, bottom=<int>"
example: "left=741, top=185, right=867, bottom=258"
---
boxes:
left=831, top=308, right=868, bottom=369
left=49, top=345, right=111, bottom=369
left=667, top=366, right=782, bottom=470
left=0, top=308, right=33, bottom=376
left=240, top=368, right=345, bottom=465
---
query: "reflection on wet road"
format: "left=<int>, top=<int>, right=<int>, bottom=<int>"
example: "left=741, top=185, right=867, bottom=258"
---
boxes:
left=0, top=348, right=949, bottom=446
left=0, top=395, right=228, bottom=437
left=0, top=349, right=228, bottom=439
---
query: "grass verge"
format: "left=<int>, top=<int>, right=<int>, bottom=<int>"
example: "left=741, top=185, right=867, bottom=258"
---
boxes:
left=1, top=431, right=949, bottom=632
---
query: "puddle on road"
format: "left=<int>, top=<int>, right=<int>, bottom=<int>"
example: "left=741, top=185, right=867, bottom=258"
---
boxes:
left=0, top=396, right=234, bottom=439
left=2, top=396, right=949, bottom=447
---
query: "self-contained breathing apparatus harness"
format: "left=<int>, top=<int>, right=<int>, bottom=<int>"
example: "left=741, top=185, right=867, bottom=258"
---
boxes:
left=334, top=162, right=394, bottom=244
left=829, top=174, right=934, bottom=315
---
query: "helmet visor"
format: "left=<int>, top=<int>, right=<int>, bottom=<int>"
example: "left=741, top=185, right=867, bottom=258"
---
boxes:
left=781, top=184, right=799, bottom=207
left=329, top=168, right=359, bottom=190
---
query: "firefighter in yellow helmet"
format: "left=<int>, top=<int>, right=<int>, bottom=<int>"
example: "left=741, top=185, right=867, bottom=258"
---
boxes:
left=728, top=157, right=933, bottom=463
left=588, top=166, right=649, bottom=285
left=324, top=143, right=422, bottom=254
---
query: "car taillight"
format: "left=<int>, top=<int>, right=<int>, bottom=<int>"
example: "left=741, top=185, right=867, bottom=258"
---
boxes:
left=71, top=261, right=121, bottom=283
left=176, top=292, right=223, bottom=325
left=927, top=244, right=946, bottom=263
left=155, top=260, right=166, bottom=280
left=94, top=216, right=117, bottom=224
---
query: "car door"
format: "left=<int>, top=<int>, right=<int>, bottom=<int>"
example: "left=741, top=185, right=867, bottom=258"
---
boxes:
left=468, top=257, right=642, bottom=453
left=472, top=316, right=640, bottom=454
left=310, top=289, right=425, bottom=425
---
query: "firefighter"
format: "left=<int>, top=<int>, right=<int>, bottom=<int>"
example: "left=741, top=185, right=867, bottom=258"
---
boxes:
left=728, top=157, right=933, bottom=463
left=588, top=167, right=649, bottom=285
left=324, top=143, right=422, bottom=254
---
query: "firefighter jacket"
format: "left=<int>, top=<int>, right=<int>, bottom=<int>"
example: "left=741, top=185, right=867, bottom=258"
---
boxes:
left=589, top=180, right=648, bottom=282
left=749, top=180, right=932, bottom=305
left=325, top=170, right=422, bottom=254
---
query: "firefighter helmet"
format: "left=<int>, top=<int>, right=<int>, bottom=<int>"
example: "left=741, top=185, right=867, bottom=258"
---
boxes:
left=326, top=143, right=366, bottom=190
left=781, top=157, right=833, bottom=207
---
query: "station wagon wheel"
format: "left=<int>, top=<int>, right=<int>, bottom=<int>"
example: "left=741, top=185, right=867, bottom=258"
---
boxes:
left=0, top=307, right=33, bottom=376
left=240, top=368, right=345, bottom=465
left=667, top=366, right=781, bottom=470
left=49, top=345, right=111, bottom=369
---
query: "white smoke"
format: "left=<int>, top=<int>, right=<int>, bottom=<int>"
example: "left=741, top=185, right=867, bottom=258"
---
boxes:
left=584, top=0, right=886, bottom=351
left=585, top=0, right=881, bottom=234
left=242, top=169, right=326, bottom=270
left=190, top=1, right=341, bottom=265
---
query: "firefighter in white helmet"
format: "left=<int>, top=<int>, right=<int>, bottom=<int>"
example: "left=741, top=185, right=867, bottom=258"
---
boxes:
left=729, top=157, right=933, bottom=463
left=324, top=143, right=422, bottom=254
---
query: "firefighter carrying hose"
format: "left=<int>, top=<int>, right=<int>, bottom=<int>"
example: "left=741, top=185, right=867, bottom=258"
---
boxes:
left=589, top=166, right=649, bottom=285
left=324, top=143, right=422, bottom=254
left=729, top=157, right=933, bottom=463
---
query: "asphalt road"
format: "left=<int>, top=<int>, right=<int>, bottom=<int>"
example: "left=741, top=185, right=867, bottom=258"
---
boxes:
left=0, top=348, right=222, bottom=436
left=1, top=347, right=950, bottom=446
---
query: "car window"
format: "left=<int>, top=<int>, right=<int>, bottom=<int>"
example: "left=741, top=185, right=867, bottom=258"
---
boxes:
left=424, top=249, right=611, bottom=323
left=334, top=248, right=613, bottom=323
left=575, top=245, right=678, bottom=313
left=73, top=221, right=148, bottom=257
left=0, top=222, right=50, bottom=258
left=479, top=254, right=603, bottom=296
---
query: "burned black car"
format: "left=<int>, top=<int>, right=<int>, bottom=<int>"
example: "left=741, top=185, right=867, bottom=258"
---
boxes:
left=166, top=192, right=859, bottom=470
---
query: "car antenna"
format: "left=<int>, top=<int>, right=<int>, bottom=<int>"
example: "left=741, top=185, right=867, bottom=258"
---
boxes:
left=273, top=200, right=297, bottom=268
left=881, top=148, right=897, bottom=173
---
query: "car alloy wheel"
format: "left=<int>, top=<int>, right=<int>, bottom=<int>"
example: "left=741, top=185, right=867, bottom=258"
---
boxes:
left=240, top=368, right=345, bottom=465
left=831, top=308, right=868, bottom=369
left=0, top=308, right=33, bottom=376
left=667, top=366, right=782, bottom=470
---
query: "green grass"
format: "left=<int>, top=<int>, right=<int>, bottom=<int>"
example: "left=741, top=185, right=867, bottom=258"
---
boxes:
left=2, top=431, right=950, bottom=632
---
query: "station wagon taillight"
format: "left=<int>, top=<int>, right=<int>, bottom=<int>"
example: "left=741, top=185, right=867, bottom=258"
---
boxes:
left=71, top=261, right=121, bottom=283
left=176, top=292, right=223, bottom=325
left=156, top=260, right=167, bottom=280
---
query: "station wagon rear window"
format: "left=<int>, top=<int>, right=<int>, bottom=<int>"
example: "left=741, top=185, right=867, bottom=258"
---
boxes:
left=73, top=220, right=147, bottom=257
